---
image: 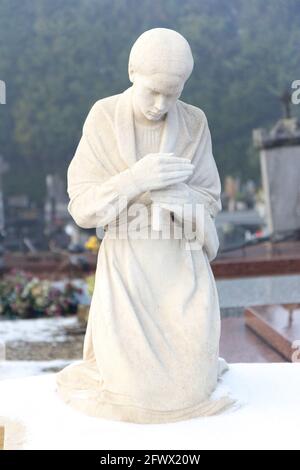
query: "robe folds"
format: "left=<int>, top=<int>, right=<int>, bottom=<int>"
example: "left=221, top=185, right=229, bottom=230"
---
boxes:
left=56, top=85, right=235, bottom=424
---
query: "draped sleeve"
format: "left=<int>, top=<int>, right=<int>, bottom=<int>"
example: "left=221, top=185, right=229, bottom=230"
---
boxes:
left=171, top=108, right=222, bottom=261
left=187, top=110, right=222, bottom=261
left=67, top=102, right=141, bottom=229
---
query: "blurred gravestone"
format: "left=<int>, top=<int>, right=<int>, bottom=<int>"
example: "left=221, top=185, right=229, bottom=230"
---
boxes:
left=45, top=174, right=68, bottom=226
left=224, top=176, right=238, bottom=212
left=253, top=97, right=300, bottom=236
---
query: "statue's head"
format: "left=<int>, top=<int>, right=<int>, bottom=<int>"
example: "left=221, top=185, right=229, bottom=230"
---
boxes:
left=128, top=28, right=194, bottom=121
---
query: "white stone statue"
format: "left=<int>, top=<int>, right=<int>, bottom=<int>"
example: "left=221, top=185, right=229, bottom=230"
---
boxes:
left=56, top=28, right=234, bottom=424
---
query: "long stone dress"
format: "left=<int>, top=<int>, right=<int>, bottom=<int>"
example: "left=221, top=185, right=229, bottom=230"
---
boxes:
left=56, top=86, right=234, bottom=424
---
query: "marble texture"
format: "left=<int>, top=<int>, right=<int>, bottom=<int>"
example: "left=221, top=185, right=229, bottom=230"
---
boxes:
left=56, top=28, right=232, bottom=423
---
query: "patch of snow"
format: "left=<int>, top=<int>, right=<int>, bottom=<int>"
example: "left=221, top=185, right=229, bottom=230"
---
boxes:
left=0, top=360, right=73, bottom=380
left=0, top=316, right=80, bottom=343
left=0, top=363, right=300, bottom=449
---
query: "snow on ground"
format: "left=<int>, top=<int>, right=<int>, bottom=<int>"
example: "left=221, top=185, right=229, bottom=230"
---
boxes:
left=0, top=363, right=299, bottom=450
left=0, top=316, right=79, bottom=343
left=0, top=359, right=72, bottom=380
left=0, top=277, right=89, bottom=345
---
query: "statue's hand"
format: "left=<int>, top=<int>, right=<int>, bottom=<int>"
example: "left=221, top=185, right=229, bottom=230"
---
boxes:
left=150, top=182, right=192, bottom=208
left=151, top=183, right=220, bottom=261
left=150, top=183, right=195, bottom=222
left=129, top=153, right=194, bottom=192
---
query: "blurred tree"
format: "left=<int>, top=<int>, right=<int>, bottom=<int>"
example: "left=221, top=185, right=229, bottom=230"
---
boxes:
left=0, top=0, right=299, bottom=203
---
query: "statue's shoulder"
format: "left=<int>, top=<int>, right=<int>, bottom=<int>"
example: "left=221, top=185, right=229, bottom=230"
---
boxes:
left=88, top=92, right=121, bottom=119
left=178, top=99, right=208, bottom=124
left=83, top=92, right=121, bottom=131
left=177, top=100, right=209, bottom=136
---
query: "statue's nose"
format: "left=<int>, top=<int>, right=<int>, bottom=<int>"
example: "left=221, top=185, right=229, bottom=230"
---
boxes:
left=155, top=94, right=167, bottom=111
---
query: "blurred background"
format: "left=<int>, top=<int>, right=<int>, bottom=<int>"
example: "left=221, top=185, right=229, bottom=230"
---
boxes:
left=0, top=0, right=300, bottom=379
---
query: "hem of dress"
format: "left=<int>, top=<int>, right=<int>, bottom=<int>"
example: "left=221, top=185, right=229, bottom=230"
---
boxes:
left=56, top=381, right=236, bottom=425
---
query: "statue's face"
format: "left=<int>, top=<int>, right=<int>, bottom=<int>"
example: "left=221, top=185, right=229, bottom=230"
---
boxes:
left=132, top=73, right=184, bottom=122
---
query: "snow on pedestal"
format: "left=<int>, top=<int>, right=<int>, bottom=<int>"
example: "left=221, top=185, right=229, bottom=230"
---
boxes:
left=0, top=363, right=299, bottom=450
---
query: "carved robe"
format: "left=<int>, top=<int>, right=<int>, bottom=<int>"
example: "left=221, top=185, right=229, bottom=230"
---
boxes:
left=56, top=85, right=233, bottom=423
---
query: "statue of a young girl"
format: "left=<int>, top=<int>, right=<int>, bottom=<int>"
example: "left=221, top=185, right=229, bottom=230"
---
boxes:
left=56, top=28, right=233, bottom=424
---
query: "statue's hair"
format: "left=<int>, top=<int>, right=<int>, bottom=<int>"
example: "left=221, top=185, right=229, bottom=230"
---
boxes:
left=128, top=28, right=194, bottom=83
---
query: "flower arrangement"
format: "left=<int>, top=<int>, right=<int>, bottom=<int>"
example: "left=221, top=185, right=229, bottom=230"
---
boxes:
left=85, top=236, right=100, bottom=253
left=0, top=270, right=82, bottom=319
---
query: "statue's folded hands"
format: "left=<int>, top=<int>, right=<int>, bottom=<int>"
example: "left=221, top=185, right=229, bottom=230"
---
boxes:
left=150, top=182, right=193, bottom=206
left=129, top=153, right=194, bottom=192
left=150, top=182, right=220, bottom=261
